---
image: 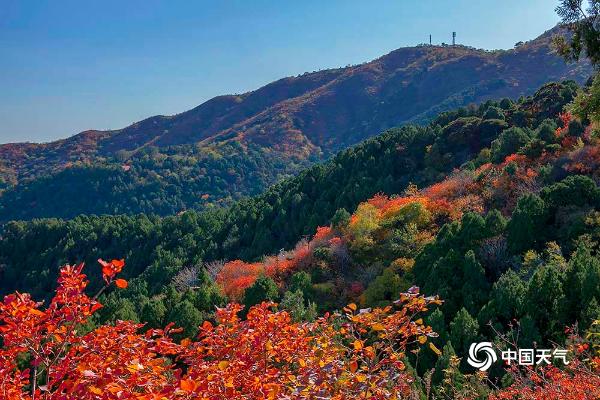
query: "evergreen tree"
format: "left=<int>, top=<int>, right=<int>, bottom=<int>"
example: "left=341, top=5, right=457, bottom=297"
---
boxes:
left=507, top=194, right=547, bottom=254
left=280, top=290, right=317, bottom=322
left=331, top=208, right=351, bottom=229
left=487, top=269, right=526, bottom=323
left=461, top=251, right=489, bottom=316
left=490, top=127, right=532, bottom=163
left=555, top=0, right=600, bottom=66
left=242, top=275, right=279, bottom=309
left=525, top=262, right=566, bottom=339
left=288, top=271, right=314, bottom=301
left=432, top=341, right=457, bottom=384
left=582, top=297, right=600, bottom=327
left=168, top=300, right=203, bottom=338
left=449, top=308, right=479, bottom=356
left=484, top=209, right=507, bottom=237
left=140, top=298, right=167, bottom=328
left=427, top=309, right=448, bottom=343
left=111, top=299, right=140, bottom=323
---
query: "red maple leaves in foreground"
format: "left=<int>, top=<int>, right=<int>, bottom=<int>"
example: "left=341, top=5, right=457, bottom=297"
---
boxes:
left=490, top=361, right=600, bottom=400
left=0, top=259, right=442, bottom=399
left=1, top=259, right=598, bottom=399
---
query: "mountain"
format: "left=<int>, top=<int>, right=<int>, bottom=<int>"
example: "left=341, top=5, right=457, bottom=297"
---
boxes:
left=0, top=80, right=580, bottom=298
left=3, top=78, right=600, bottom=395
left=0, top=26, right=593, bottom=222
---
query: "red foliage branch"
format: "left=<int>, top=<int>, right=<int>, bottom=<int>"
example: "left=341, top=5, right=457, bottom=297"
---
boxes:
left=0, top=260, right=441, bottom=399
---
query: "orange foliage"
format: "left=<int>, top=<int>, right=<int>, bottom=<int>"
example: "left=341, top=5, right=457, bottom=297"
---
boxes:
left=98, top=258, right=125, bottom=284
left=367, top=192, right=464, bottom=222
left=555, top=112, right=572, bottom=137
left=502, top=153, right=527, bottom=165
left=366, top=193, right=391, bottom=210
left=288, top=243, right=312, bottom=270
left=263, top=256, right=296, bottom=280
left=380, top=196, right=431, bottom=216
left=164, top=289, right=440, bottom=399
left=0, top=261, right=180, bottom=399
left=565, top=145, right=600, bottom=174
left=216, top=260, right=264, bottom=301
left=0, top=259, right=442, bottom=399
left=490, top=328, right=600, bottom=400
left=490, top=362, right=600, bottom=400
left=424, top=179, right=464, bottom=200
left=328, top=236, right=344, bottom=247
left=312, top=225, right=333, bottom=243
left=216, top=230, right=323, bottom=300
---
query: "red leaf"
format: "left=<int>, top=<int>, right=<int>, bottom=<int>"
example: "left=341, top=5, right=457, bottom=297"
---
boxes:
left=29, top=308, right=45, bottom=317
left=114, top=279, right=128, bottom=289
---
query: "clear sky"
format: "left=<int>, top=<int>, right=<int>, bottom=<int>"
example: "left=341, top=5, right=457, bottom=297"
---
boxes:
left=0, top=0, right=560, bottom=144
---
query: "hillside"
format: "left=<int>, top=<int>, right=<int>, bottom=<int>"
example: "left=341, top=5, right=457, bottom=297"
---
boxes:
left=0, top=26, right=593, bottom=222
left=0, top=80, right=580, bottom=299
left=2, top=77, right=600, bottom=396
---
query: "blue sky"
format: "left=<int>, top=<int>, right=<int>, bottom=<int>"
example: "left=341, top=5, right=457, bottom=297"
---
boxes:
left=0, top=0, right=560, bottom=143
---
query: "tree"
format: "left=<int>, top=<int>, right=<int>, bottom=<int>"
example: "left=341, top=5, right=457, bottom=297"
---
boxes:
left=140, top=298, right=167, bottom=328
left=331, top=208, right=351, bottom=229
left=506, top=194, right=547, bottom=254
left=288, top=271, right=314, bottom=300
left=433, top=341, right=457, bottom=383
left=419, top=308, right=448, bottom=374
left=541, top=175, right=600, bottom=209
left=554, top=0, right=600, bottom=66
left=427, top=308, right=448, bottom=343
left=485, top=209, right=507, bottom=236
left=563, top=239, right=600, bottom=325
left=571, top=73, right=600, bottom=125
left=449, top=308, right=480, bottom=356
left=487, top=269, right=526, bottom=322
left=242, top=275, right=279, bottom=309
left=490, top=127, right=532, bottom=163
left=347, top=202, right=380, bottom=257
left=168, top=300, right=204, bottom=338
left=111, top=298, right=139, bottom=322
left=483, top=106, right=505, bottom=120
left=361, top=267, right=406, bottom=307
left=172, top=266, right=201, bottom=292
left=536, top=119, right=559, bottom=143
left=582, top=297, right=600, bottom=326
left=280, top=290, right=317, bottom=322
left=525, top=262, right=566, bottom=338
left=460, top=251, right=489, bottom=316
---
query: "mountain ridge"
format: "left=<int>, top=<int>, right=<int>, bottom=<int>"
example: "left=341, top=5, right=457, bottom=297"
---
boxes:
left=0, top=26, right=594, bottom=220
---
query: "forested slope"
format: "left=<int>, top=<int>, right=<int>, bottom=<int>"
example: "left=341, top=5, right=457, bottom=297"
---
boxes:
left=2, top=77, right=600, bottom=397
left=0, top=81, right=580, bottom=313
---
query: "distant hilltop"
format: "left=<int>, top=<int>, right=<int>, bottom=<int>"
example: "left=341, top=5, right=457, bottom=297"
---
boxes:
left=0, top=24, right=593, bottom=221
